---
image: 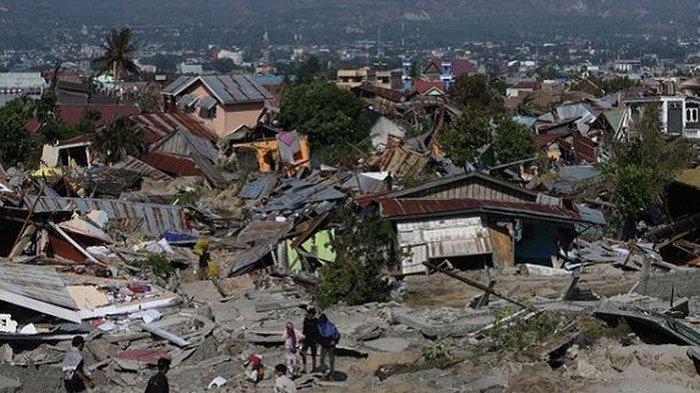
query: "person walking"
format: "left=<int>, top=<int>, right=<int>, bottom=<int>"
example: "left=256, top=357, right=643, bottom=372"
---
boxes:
left=282, top=321, right=304, bottom=378
left=62, top=336, right=95, bottom=393
left=145, top=357, right=170, bottom=393
left=301, top=307, right=319, bottom=374
left=317, top=313, right=340, bottom=381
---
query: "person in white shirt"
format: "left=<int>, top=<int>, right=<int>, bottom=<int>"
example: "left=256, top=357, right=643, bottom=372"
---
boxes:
left=273, top=364, right=297, bottom=393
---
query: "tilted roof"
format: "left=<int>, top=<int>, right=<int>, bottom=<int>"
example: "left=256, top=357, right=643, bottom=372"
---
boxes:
left=162, top=74, right=272, bottom=105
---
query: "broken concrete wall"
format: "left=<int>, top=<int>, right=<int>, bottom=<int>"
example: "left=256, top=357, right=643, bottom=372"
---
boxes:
left=634, top=269, right=700, bottom=300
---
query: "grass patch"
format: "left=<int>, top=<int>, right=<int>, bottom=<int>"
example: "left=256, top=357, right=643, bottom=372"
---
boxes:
left=141, top=254, right=174, bottom=279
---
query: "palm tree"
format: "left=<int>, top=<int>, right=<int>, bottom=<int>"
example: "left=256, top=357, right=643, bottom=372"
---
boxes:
left=92, top=28, right=139, bottom=80
left=92, top=117, right=145, bottom=164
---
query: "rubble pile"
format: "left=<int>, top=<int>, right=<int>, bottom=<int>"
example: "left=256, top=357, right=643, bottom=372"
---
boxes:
left=0, top=68, right=698, bottom=393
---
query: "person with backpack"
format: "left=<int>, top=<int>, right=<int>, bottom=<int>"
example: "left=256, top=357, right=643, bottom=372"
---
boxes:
left=316, top=313, right=340, bottom=381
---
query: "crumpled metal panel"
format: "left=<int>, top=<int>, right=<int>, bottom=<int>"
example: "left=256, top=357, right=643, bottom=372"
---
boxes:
left=25, top=195, right=187, bottom=237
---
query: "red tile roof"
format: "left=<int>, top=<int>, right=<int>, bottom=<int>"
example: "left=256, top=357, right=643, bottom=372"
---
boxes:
left=514, top=81, right=542, bottom=90
left=58, top=104, right=139, bottom=126
left=379, top=198, right=580, bottom=222
left=426, top=58, right=478, bottom=78
left=413, top=80, right=445, bottom=95
left=25, top=118, right=41, bottom=134
left=139, top=152, right=203, bottom=177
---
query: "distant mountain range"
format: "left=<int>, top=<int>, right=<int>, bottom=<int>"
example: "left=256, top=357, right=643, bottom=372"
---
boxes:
left=0, top=0, right=697, bottom=48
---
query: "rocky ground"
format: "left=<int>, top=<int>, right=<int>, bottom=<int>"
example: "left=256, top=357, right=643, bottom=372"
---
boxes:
left=0, top=264, right=698, bottom=393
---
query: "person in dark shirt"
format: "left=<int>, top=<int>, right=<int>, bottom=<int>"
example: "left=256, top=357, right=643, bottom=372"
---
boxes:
left=301, top=307, right=318, bottom=374
left=317, top=313, right=340, bottom=381
left=145, top=358, right=170, bottom=393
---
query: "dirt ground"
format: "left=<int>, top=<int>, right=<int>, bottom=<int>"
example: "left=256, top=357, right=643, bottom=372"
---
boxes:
left=401, top=264, right=639, bottom=310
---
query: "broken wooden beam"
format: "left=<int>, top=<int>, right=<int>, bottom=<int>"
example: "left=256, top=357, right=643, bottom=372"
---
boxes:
left=423, top=261, right=536, bottom=311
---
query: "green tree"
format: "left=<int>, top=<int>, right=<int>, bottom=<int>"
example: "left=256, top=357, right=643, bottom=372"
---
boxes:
left=210, top=58, right=238, bottom=74
left=409, top=60, right=421, bottom=80
left=92, top=117, right=145, bottom=164
left=295, top=57, right=322, bottom=85
left=0, top=99, right=39, bottom=166
left=279, top=81, right=370, bottom=162
left=438, top=111, right=492, bottom=168
left=92, top=27, right=139, bottom=80
left=599, top=103, right=692, bottom=228
left=492, top=118, right=537, bottom=164
left=536, top=64, right=559, bottom=80
left=316, top=206, right=392, bottom=308
left=450, top=74, right=503, bottom=116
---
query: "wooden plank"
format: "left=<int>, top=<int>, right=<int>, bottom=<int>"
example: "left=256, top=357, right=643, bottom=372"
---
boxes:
left=142, top=323, right=191, bottom=347
left=0, top=288, right=82, bottom=323
left=489, top=226, right=514, bottom=268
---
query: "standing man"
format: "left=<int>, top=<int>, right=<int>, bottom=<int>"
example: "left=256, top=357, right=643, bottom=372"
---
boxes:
left=273, top=364, right=297, bottom=393
left=194, top=240, right=211, bottom=280
left=301, top=307, right=318, bottom=374
left=317, top=313, right=340, bottom=381
left=62, top=336, right=95, bottom=393
left=145, top=357, right=170, bottom=393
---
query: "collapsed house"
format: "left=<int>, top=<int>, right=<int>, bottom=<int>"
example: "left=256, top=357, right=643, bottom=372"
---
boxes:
left=375, top=173, right=592, bottom=274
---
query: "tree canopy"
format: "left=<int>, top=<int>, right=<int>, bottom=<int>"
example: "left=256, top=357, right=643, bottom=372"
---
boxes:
left=316, top=206, right=392, bottom=308
left=278, top=81, right=370, bottom=162
left=92, top=117, right=145, bottom=164
left=599, top=103, right=692, bottom=230
left=0, top=99, right=38, bottom=166
left=450, top=74, right=504, bottom=116
left=92, top=27, right=139, bottom=80
left=492, top=118, right=537, bottom=164
left=294, top=57, right=323, bottom=85
left=438, top=111, right=492, bottom=168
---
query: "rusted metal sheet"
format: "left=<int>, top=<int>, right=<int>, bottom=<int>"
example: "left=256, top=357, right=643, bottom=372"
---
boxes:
left=114, top=156, right=173, bottom=182
left=25, top=195, right=188, bottom=237
left=380, top=198, right=581, bottom=223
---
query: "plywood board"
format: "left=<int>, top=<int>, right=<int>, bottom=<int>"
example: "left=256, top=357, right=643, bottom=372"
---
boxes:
left=67, top=286, right=110, bottom=310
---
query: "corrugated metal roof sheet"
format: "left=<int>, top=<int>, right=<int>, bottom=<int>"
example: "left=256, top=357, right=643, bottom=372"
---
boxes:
left=114, top=156, right=173, bottom=182
left=25, top=195, right=187, bottom=237
left=131, top=112, right=215, bottom=144
left=380, top=198, right=581, bottom=223
left=0, top=264, right=77, bottom=309
left=162, top=75, right=272, bottom=105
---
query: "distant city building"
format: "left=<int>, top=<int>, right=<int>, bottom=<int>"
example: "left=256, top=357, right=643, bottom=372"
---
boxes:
left=216, top=49, right=244, bottom=65
left=336, top=67, right=401, bottom=90
left=260, top=30, right=271, bottom=67
left=179, top=63, right=204, bottom=75
left=614, top=59, right=642, bottom=73
left=0, top=72, right=47, bottom=108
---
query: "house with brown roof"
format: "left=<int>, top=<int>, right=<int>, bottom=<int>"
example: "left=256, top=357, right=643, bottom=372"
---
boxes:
left=375, top=172, right=591, bottom=274
left=161, top=74, right=272, bottom=139
left=423, top=57, right=478, bottom=81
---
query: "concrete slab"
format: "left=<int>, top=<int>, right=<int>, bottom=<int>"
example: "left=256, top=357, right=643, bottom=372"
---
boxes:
left=179, top=281, right=223, bottom=302
left=363, top=337, right=413, bottom=352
